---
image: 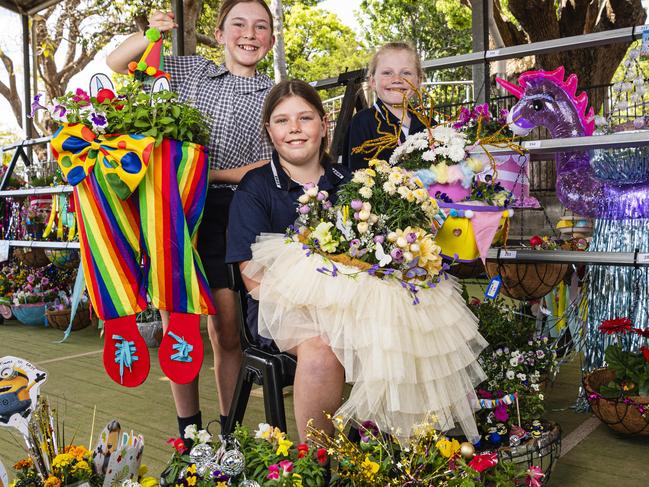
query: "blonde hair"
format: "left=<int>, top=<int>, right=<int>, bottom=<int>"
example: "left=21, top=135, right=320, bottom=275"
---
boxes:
left=368, top=42, right=424, bottom=81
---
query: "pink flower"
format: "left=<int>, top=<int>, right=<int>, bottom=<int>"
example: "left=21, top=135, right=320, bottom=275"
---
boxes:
left=267, top=464, right=280, bottom=480
left=494, top=404, right=509, bottom=422
left=279, top=460, right=293, bottom=474
left=526, top=465, right=545, bottom=487
left=72, top=88, right=90, bottom=105
left=468, top=452, right=497, bottom=473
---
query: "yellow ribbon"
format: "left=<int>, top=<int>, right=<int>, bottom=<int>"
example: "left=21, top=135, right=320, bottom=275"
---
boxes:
left=51, top=123, right=154, bottom=200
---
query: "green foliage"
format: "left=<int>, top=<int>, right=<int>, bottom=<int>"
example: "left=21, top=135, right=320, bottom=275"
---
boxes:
left=358, top=0, right=472, bottom=81
left=468, top=297, right=536, bottom=350
left=600, top=343, right=649, bottom=398
left=257, top=4, right=371, bottom=82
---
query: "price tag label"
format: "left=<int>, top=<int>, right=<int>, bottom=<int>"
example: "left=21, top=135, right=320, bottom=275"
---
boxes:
left=0, top=241, right=9, bottom=263
left=486, top=49, right=500, bottom=58
left=523, top=141, right=541, bottom=149
left=642, top=30, right=649, bottom=58
left=500, top=250, right=517, bottom=259
left=637, top=253, right=649, bottom=264
left=484, top=275, right=502, bottom=300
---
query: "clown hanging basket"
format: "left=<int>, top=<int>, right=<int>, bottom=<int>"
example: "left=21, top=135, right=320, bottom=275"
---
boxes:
left=485, top=255, right=569, bottom=301
left=497, top=420, right=561, bottom=487
left=584, top=368, right=649, bottom=436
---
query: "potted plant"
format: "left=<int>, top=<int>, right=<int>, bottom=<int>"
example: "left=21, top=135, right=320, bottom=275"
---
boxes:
left=584, top=317, right=649, bottom=435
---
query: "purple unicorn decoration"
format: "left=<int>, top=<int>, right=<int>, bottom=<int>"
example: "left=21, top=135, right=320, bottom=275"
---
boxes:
left=497, top=67, right=649, bottom=374
left=497, top=66, right=649, bottom=220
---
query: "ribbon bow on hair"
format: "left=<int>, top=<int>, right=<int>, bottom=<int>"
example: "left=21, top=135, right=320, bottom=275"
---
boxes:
left=51, top=123, right=154, bottom=200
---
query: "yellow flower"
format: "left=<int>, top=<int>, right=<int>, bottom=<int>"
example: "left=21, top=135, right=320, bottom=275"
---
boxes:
left=186, top=477, right=197, bottom=486
left=216, top=482, right=228, bottom=487
left=276, top=437, right=293, bottom=456
left=51, top=453, right=74, bottom=470
left=436, top=438, right=461, bottom=458
left=71, top=460, right=91, bottom=476
left=292, top=473, right=304, bottom=486
left=44, top=476, right=62, bottom=487
left=311, top=221, right=339, bottom=253
left=140, top=477, right=159, bottom=487
left=186, top=464, right=197, bottom=475
left=361, top=455, right=380, bottom=478
left=434, top=162, right=449, bottom=184
left=365, top=168, right=376, bottom=177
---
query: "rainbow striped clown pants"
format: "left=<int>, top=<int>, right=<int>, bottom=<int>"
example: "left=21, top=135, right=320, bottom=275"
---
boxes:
left=72, top=139, right=215, bottom=320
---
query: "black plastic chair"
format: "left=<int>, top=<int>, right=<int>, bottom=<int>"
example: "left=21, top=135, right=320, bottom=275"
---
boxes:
left=223, top=264, right=297, bottom=434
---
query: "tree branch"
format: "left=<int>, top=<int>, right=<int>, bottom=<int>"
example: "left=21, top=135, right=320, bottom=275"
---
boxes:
left=492, top=0, right=528, bottom=47
left=196, top=32, right=218, bottom=48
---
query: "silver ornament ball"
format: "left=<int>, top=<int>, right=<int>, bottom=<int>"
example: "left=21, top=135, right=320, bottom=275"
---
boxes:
left=220, top=448, right=246, bottom=477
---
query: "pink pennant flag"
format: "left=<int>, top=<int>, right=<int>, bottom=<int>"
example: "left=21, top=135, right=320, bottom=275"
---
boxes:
left=470, top=210, right=506, bottom=263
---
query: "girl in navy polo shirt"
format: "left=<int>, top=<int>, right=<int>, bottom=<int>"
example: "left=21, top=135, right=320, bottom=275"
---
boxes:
left=343, top=42, right=426, bottom=170
left=226, top=79, right=350, bottom=439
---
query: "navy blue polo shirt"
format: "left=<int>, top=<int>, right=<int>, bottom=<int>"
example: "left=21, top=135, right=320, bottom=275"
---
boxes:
left=226, top=152, right=351, bottom=264
left=342, top=99, right=427, bottom=171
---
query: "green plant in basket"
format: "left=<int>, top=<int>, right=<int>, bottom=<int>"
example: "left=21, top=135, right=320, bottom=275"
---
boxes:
left=597, top=318, right=649, bottom=398
left=31, top=81, right=210, bottom=147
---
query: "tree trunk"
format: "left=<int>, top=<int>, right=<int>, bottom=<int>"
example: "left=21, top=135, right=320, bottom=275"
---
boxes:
left=493, top=0, right=647, bottom=111
left=182, top=0, right=203, bottom=55
left=271, top=0, right=287, bottom=82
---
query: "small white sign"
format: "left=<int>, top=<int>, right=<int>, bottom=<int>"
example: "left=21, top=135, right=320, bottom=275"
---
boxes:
left=0, top=242, right=9, bottom=263
left=637, top=253, right=649, bottom=264
left=500, top=250, right=517, bottom=259
left=523, top=141, right=541, bottom=149
left=486, top=49, right=500, bottom=57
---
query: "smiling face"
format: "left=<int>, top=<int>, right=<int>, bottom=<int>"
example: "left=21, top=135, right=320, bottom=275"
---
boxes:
left=215, top=1, right=274, bottom=76
left=370, top=49, right=421, bottom=106
left=266, top=95, right=327, bottom=168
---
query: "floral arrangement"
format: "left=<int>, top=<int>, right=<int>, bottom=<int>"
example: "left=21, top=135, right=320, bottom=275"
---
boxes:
left=305, top=417, right=538, bottom=486
left=468, top=297, right=558, bottom=443
left=31, top=81, right=209, bottom=147
left=11, top=445, right=101, bottom=487
left=11, top=267, right=60, bottom=305
left=462, top=175, right=512, bottom=207
left=162, top=424, right=327, bottom=486
left=289, top=159, right=446, bottom=301
left=528, top=235, right=589, bottom=251
left=596, top=317, right=649, bottom=398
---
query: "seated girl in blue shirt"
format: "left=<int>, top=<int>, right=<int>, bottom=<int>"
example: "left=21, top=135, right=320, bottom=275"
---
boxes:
left=226, top=79, right=350, bottom=440
left=343, top=42, right=427, bottom=170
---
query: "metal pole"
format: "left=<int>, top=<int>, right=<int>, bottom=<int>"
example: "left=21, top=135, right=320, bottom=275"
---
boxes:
left=470, top=0, right=489, bottom=104
left=171, top=0, right=185, bottom=56
left=21, top=14, right=33, bottom=140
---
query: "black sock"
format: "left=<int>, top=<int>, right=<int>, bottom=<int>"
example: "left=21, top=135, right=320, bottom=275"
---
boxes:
left=178, top=411, right=202, bottom=449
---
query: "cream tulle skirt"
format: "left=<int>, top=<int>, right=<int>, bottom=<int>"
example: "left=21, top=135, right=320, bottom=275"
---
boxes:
left=244, top=233, right=487, bottom=441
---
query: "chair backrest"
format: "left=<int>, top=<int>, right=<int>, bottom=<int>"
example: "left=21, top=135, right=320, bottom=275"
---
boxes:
left=226, top=263, right=256, bottom=350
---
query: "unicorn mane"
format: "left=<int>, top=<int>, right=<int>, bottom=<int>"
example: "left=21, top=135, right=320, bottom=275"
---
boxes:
left=497, top=67, right=596, bottom=136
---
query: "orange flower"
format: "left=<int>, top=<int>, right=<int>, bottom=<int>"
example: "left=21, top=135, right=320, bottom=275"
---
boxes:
left=13, top=458, right=33, bottom=470
left=44, top=476, right=62, bottom=487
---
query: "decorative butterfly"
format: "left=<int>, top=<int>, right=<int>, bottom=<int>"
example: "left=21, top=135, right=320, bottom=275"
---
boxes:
left=374, top=242, right=393, bottom=267
left=335, top=209, right=354, bottom=240
left=405, top=256, right=428, bottom=280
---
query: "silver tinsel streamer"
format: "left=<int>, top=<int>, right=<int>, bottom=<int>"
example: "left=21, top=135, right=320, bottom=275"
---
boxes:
left=585, top=218, right=649, bottom=371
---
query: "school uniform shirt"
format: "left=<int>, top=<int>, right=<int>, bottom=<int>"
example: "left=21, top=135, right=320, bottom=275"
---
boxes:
left=226, top=153, right=350, bottom=351
left=164, top=55, right=274, bottom=186
left=342, top=99, right=427, bottom=171
left=226, top=152, right=351, bottom=264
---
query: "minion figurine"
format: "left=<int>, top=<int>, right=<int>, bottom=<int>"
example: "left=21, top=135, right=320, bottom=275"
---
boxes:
left=0, top=365, right=46, bottom=424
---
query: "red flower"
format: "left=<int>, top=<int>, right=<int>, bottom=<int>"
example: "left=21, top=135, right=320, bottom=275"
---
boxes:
left=96, top=88, right=116, bottom=104
left=634, top=327, right=649, bottom=338
left=529, top=235, right=543, bottom=248
left=166, top=437, right=187, bottom=454
left=468, top=452, right=498, bottom=473
left=599, top=317, right=633, bottom=335
left=316, top=447, right=328, bottom=465
left=296, top=443, right=309, bottom=458
left=641, top=346, right=649, bottom=362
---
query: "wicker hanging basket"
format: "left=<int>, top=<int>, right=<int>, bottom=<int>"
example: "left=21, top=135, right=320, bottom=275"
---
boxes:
left=583, top=368, right=649, bottom=436
left=448, top=259, right=486, bottom=279
left=485, top=257, right=569, bottom=301
left=46, top=305, right=92, bottom=331
left=13, top=247, right=50, bottom=268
